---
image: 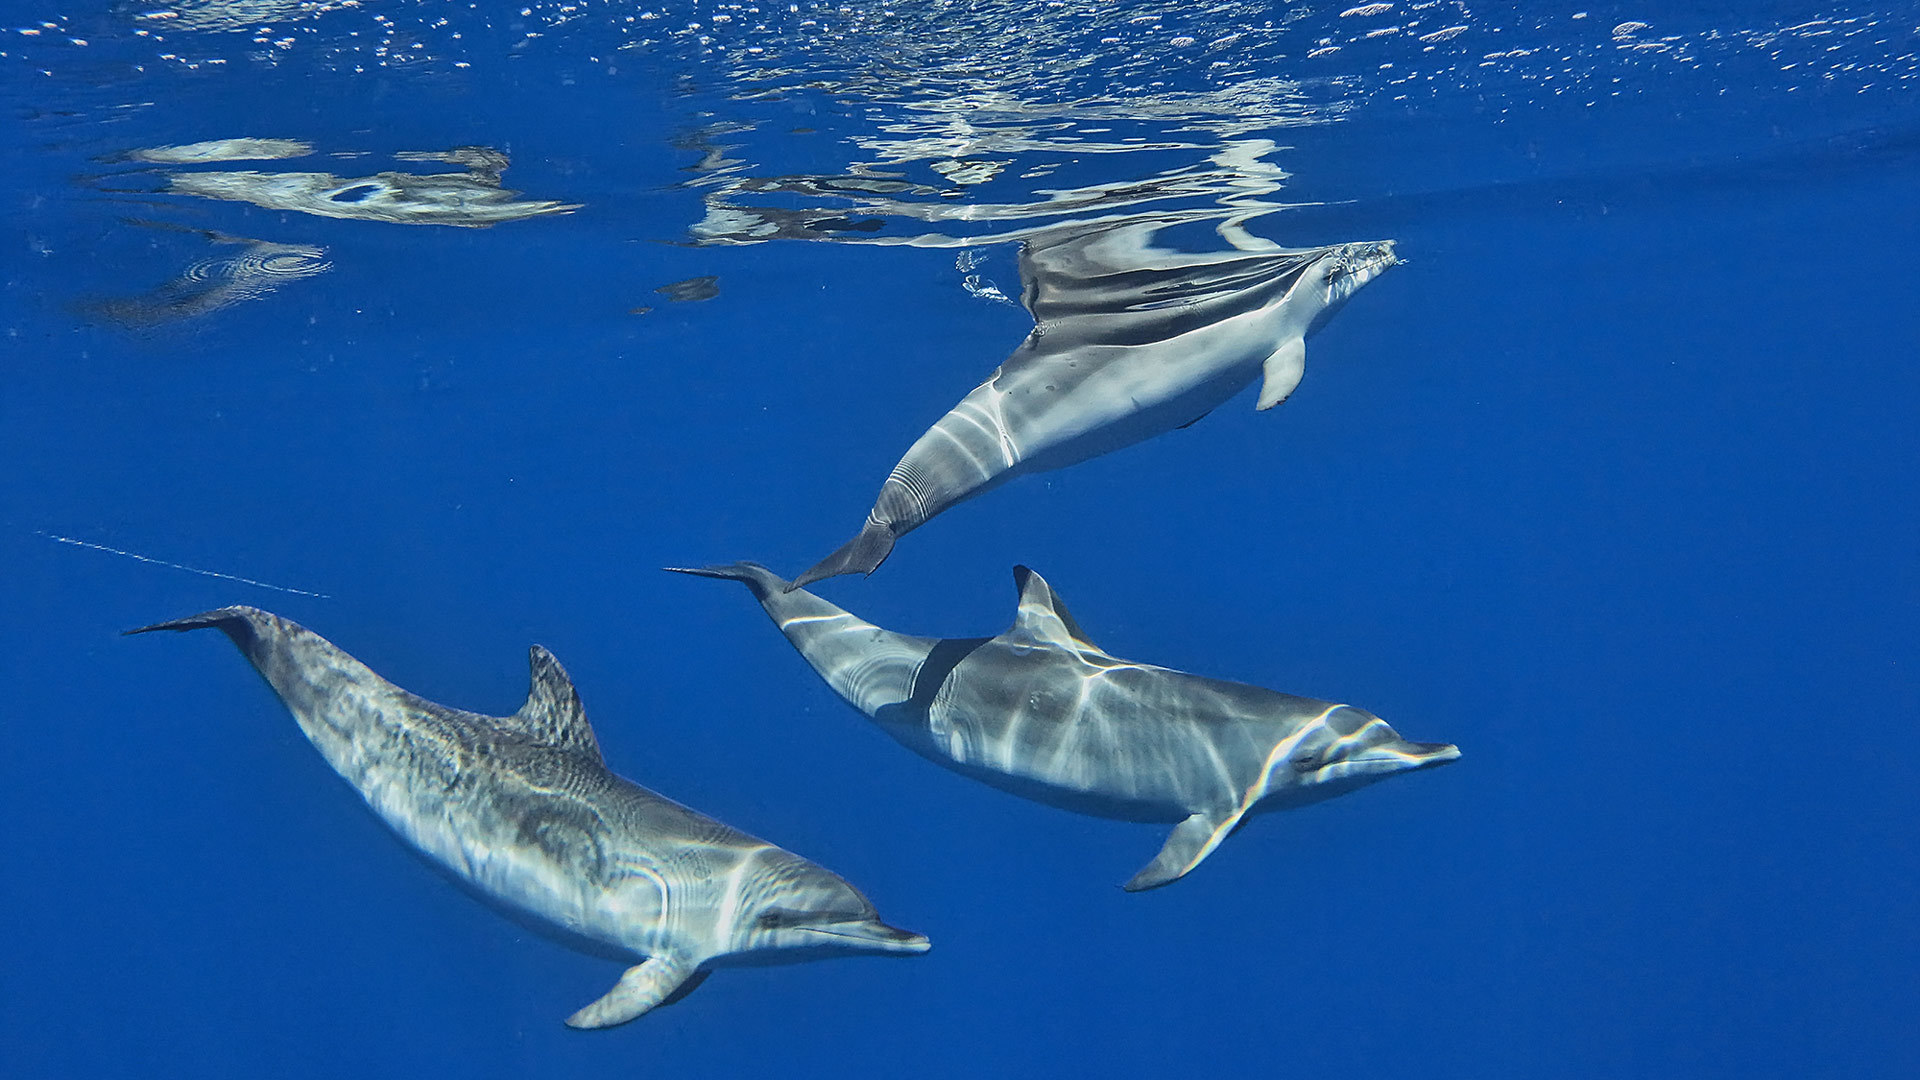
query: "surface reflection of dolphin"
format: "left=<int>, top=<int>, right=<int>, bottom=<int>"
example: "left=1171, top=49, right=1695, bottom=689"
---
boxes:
left=794, top=217, right=1400, bottom=588
left=162, top=145, right=580, bottom=227
left=113, top=137, right=313, bottom=164
left=82, top=221, right=330, bottom=327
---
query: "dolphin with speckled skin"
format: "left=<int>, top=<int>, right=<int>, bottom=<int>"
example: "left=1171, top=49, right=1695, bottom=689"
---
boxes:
left=128, top=607, right=927, bottom=1028
left=671, top=563, right=1458, bottom=890
left=793, top=222, right=1400, bottom=588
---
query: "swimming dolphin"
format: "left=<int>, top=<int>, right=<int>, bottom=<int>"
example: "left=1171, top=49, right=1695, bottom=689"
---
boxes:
left=670, top=563, right=1458, bottom=890
left=128, top=607, right=928, bottom=1027
left=793, top=221, right=1400, bottom=587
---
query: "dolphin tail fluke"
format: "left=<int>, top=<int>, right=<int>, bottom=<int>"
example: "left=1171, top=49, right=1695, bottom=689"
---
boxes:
left=1123, top=809, right=1241, bottom=892
left=564, top=955, right=698, bottom=1030
left=123, top=605, right=277, bottom=657
left=662, top=561, right=789, bottom=600
left=124, top=606, right=262, bottom=635
left=790, top=520, right=895, bottom=591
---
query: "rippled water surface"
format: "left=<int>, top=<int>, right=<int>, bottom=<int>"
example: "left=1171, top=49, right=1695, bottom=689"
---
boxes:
left=3, top=2, right=1917, bottom=1077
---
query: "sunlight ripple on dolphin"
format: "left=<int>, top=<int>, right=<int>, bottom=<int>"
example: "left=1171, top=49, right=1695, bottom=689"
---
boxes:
left=792, top=216, right=1399, bottom=586
left=672, top=562, right=1458, bottom=890
left=129, top=608, right=927, bottom=1027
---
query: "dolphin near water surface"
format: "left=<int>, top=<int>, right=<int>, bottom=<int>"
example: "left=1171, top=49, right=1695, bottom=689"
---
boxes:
left=793, top=220, right=1400, bottom=588
left=672, top=563, right=1459, bottom=890
left=129, top=606, right=928, bottom=1027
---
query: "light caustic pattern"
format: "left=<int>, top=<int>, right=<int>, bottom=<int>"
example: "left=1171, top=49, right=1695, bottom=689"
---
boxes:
left=3, top=2, right=1913, bottom=113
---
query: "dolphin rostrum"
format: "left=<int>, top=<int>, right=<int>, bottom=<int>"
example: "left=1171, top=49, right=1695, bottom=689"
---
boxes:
left=671, top=563, right=1458, bottom=890
left=793, top=221, right=1400, bottom=587
left=128, top=606, right=928, bottom=1027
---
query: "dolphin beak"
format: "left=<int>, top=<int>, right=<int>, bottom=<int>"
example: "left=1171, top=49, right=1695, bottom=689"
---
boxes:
left=1354, top=740, right=1461, bottom=770
left=799, top=919, right=932, bottom=954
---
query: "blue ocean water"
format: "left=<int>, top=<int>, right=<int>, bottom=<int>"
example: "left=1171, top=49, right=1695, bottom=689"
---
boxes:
left=3, top=1, right=1917, bottom=1076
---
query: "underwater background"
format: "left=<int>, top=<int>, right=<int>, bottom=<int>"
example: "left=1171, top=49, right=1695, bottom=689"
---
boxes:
left=2, top=1, right=1916, bottom=1076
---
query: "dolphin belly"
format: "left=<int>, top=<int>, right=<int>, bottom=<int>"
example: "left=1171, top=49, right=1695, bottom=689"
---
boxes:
left=998, top=357, right=1259, bottom=476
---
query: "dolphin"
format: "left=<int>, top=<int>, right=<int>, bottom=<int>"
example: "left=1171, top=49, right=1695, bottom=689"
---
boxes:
left=670, top=563, right=1459, bottom=890
left=128, top=606, right=928, bottom=1027
left=793, top=220, right=1400, bottom=587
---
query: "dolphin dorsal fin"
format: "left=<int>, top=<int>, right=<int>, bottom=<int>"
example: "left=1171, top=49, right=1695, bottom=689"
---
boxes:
left=510, top=646, right=604, bottom=763
left=1008, top=566, right=1101, bottom=653
left=1255, top=335, right=1306, bottom=411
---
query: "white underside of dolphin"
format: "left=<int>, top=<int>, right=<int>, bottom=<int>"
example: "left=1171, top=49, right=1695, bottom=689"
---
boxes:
left=793, top=222, right=1400, bottom=588
left=129, top=607, right=928, bottom=1027
left=672, top=563, right=1459, bottom=890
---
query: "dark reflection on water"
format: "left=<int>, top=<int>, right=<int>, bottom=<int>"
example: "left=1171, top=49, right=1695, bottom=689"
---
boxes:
left=78, top=219, right=330, bottom=329
left=656, top=276, right=722, bottom=303
left=67, top=139, right=582, bottom=328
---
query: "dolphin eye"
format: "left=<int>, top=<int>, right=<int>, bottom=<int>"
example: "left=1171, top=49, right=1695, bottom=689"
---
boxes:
left=757, top=909, right=805, bottom=929
left=1291, top=753, right=1321, bottom=773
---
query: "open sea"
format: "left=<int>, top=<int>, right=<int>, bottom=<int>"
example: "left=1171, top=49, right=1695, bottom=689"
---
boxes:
left=3, top=2, right=1916, bottom=1077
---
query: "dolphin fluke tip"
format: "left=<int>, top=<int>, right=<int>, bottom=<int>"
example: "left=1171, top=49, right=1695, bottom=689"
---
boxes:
left=122, top=605, right=268, bottom=636
left=662, top=562, right=787, bottom=599
left=790, top=521, right=895, bottom=592
left=661, top=562, right=772, bottom=580
left=1120, top=869, right=1174, bottom=893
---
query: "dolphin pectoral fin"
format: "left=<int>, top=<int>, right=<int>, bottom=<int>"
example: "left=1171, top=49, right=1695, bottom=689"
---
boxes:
left=1123, top=809, right=1241, bottom=892
left=564, top=955, right=698, bottom=1029
left=792, top=519, right=896, bottom=591
left=1255, top=336, right=1306, bottom=411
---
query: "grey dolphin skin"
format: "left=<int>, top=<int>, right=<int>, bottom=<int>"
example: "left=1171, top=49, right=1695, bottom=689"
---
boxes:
left=128, top=607, right=927, bottom=1028
left=793, top=221, right=1401, bottom=588
left=670, top=563, right=1458, bottom=890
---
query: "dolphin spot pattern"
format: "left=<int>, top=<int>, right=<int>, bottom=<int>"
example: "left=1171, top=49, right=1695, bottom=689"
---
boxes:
left=127, top=605, right=928, bottom=1027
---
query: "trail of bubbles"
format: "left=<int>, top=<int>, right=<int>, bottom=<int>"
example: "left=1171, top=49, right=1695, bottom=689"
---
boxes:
left=37, top=531, right=332, bottom=599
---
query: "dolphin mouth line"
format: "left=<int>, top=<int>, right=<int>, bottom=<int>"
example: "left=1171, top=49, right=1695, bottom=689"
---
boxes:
left=797, top=924, right=915, bottom=942
left=792, top=923, right=932, bottom=951
left=797, top=925, right=870, bottom=941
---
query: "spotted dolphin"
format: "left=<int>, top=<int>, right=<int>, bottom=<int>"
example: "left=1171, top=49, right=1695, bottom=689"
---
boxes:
left=793, top=221, right=1400, bottom=587
left=128, top=607, right=928, bottom=1027
left=671, top=563, right=1458, bottom=890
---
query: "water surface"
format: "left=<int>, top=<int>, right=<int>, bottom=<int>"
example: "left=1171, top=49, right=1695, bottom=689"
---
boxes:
left=2, top=3, right=1916, bottom=1077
